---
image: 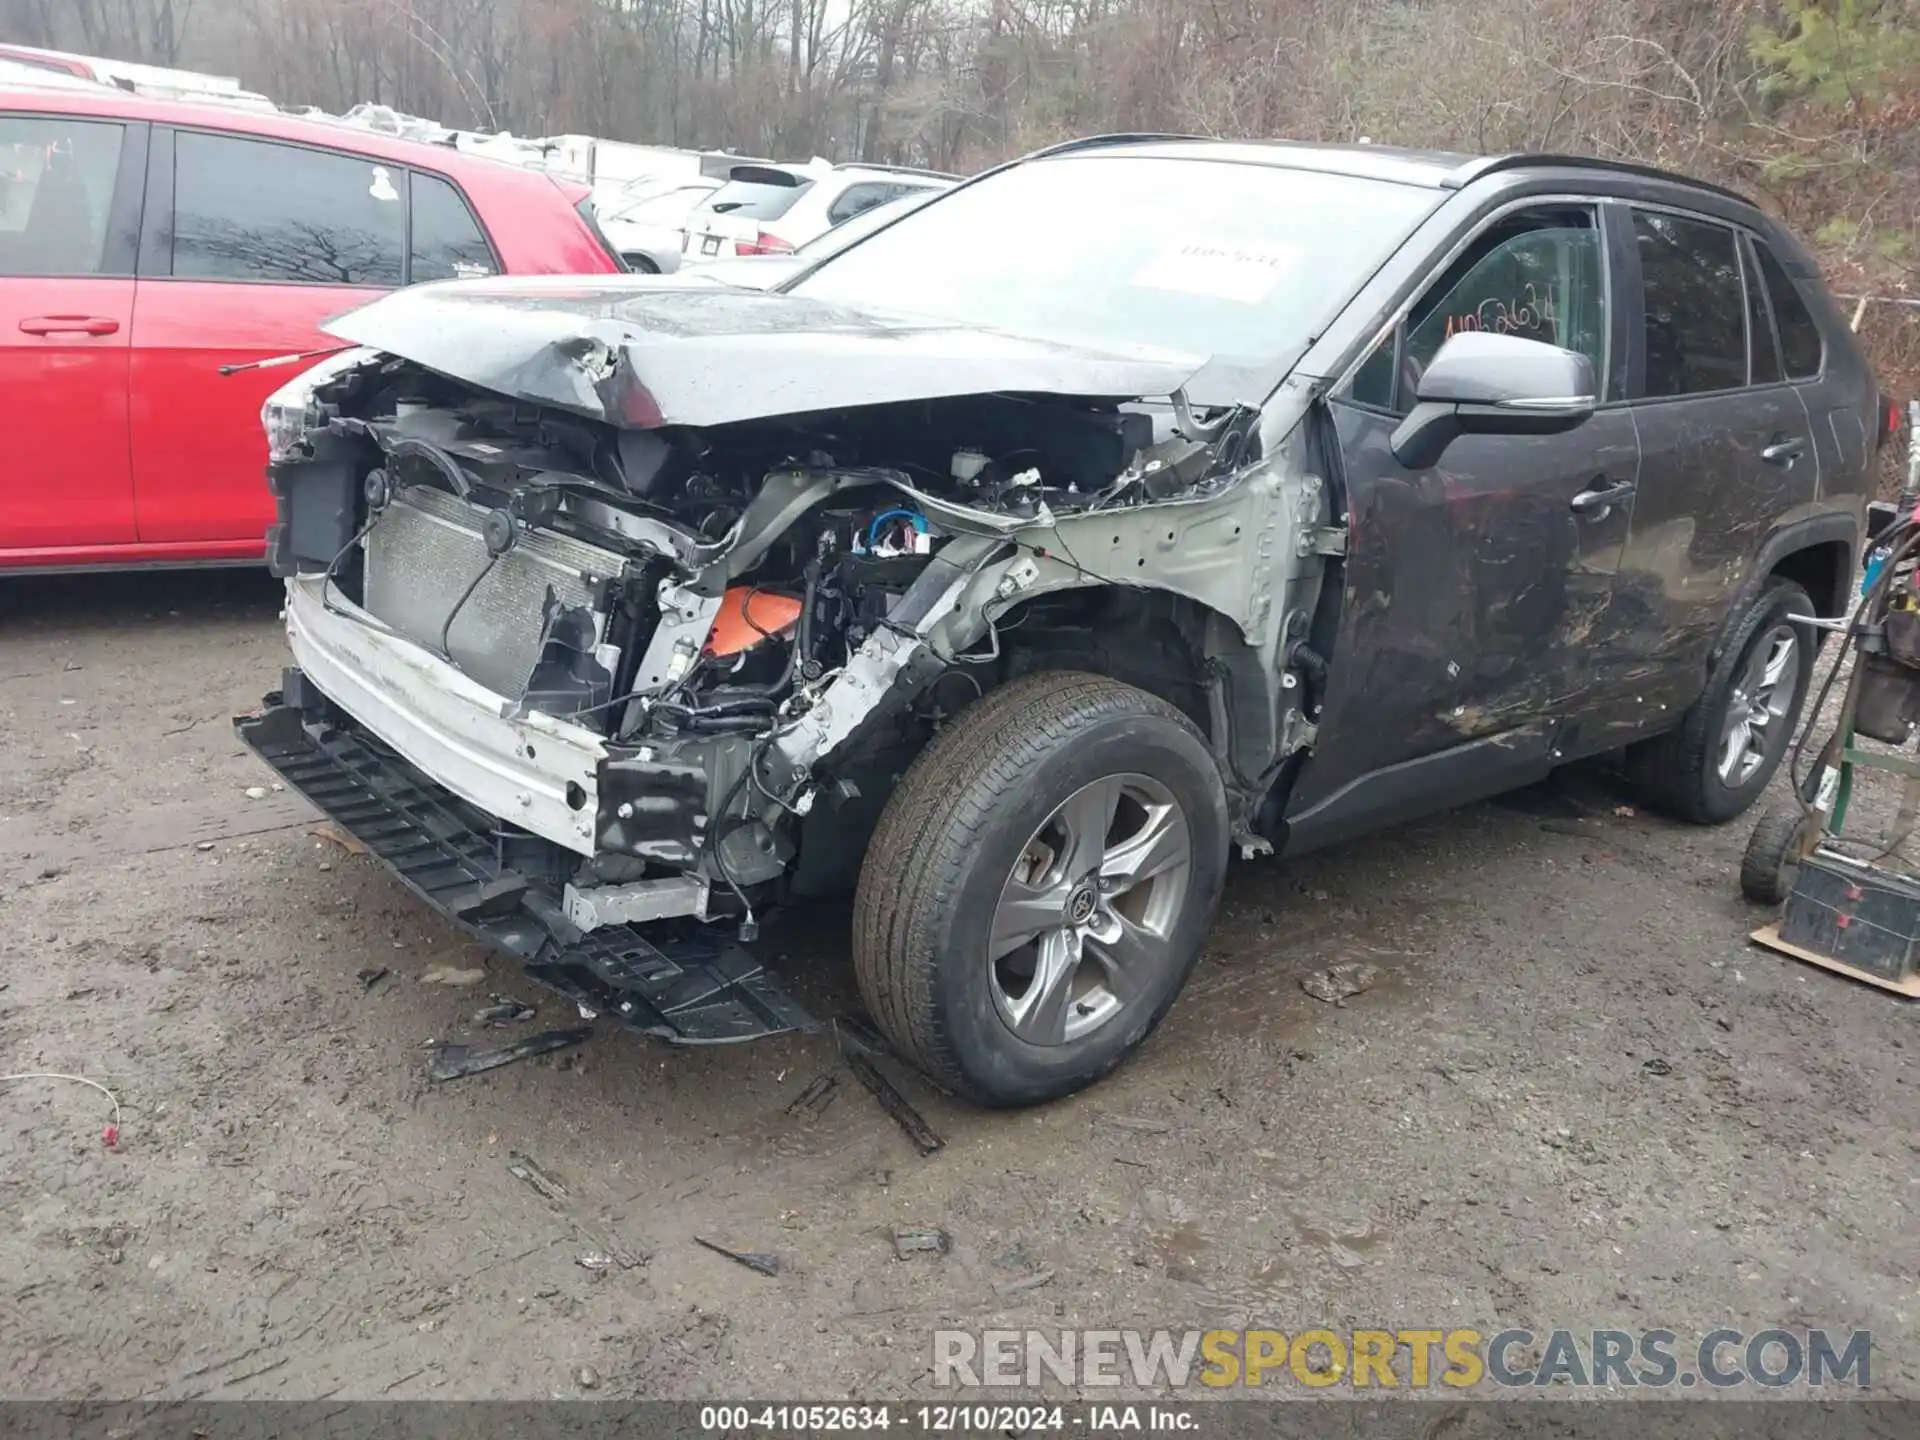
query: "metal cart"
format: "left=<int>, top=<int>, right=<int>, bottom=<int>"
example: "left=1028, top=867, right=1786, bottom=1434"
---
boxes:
left=1744, top=399, right=1920, bottom=995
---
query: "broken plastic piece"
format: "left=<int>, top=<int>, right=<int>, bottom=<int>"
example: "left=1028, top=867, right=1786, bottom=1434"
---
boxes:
left=891, top=1226, right=951, bottom=1259
left=842, top=1048, right=944, bottom=1157
left=430, top=1027, right=589, bottom=1082
left=785, top=1072, right=840, bottom=1117
left=507, top=1151, right=570, bottom=1201
left=693, top=1235, right=780, bottom=1277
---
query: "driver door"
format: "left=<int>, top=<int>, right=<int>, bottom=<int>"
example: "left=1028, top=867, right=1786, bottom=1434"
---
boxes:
left=1288, top=202, right=1641, bottom=837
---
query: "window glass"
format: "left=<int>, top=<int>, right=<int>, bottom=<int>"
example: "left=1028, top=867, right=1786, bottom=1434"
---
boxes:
left=697, top=174, right=811, bottom=221
left=1753, top=239, right=1824, bottom=379
left=613, top=185, right=711, bottom=225
left=1744, top=239, right=1782, bottom=385
left=0, top=116, right=124, bottom=276
left=1352, top=208, right=1606, bottom=412
left=828, top=182, right=895, bottom=225
left=172, top=131, right=404, bottom=286
left=1633, top=210, right=1745, bottom=397
left=410, top=171, right=494, bottom=282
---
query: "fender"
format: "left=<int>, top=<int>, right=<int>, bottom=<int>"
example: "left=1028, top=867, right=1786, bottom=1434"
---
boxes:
left=1712, top=508, right=1862, bottom=666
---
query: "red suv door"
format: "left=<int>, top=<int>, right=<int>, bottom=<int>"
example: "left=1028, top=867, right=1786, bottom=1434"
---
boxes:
left=128, top=127, right=431, bottom=547
left=0, top=110, right=145, bottom=559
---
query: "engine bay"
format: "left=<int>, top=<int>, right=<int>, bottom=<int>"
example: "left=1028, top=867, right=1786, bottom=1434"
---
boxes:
left=263, top=347, right=1283, bottom=930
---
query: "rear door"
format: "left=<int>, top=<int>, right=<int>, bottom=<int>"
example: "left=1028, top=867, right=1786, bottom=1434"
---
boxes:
left=1749, top=234, right=1868, bottom=500
left=0, top=109, right=145, bottom=556
left=129, top=126, right=407, bottom=546
left=1612, top=206, right=1818, bottom=705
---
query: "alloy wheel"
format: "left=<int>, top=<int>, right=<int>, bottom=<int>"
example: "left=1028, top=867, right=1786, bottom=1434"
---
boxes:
left=1718, top=625, right=1800, bottom=786
left=986, top=773, right=1192, bottom=1046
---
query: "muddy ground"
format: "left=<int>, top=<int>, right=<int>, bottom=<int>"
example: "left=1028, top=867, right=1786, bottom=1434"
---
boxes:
left=2, top=570, right=1915, bottom=1403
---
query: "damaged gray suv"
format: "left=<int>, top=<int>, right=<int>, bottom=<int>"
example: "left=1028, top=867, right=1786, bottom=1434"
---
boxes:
left=242, top=136, right=1891, bottom=1105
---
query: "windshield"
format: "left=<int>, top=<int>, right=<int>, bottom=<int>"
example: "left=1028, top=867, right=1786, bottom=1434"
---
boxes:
left=793, top=154, right=1438, bottom=369
left=612, top=185, right=713, bottom=225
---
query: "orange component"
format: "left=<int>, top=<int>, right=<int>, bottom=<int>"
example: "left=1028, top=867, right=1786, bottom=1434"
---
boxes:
left=705, top=585, right=803, bottom=658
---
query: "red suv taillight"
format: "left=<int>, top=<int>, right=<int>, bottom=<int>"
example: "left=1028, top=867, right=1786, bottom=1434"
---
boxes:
left=736, top=230, right=794, bottom=257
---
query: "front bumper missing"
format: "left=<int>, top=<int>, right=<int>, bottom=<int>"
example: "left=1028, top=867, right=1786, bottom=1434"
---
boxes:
left=237, top=691, right=813, bottom=1044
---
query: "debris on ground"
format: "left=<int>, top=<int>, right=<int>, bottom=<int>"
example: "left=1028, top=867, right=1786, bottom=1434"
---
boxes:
left=1641, top=1057, right=1675, bottom=1076
left=832, top=1012, right=892, bottom=1059
left=1, top=1071, right=124, bottom=1149
left=194, top=841, right=215, bottom=852
left=842, top=1049, right=943, bottom=1156
left=507, top=1152, right=569, bottom=1202
left=243, top=786, right=268, bottom=800
left=356, top=966, right=390, bottom=993
left=421, top=965, right=487, bottom=988
left=310, top=822, right=368, bottom=857
left=473, top=999, right=536, bottom=1027
left=1107, top=1115, right=1171, bottom=1135
left=784, top=1072, right=839, bottom=1117
left=429, top=1027, right=589, bottom=1082
left=1301, top=961, right=1380, bottom=1005
left=993, top=1267, right=1055, bottom=1295
left=576, top=1252, right=614, bottom=1274
left=694, top=1236, right=780, bottom=1277
left=574, top=1365, right=600, bottom=1390
left=891, top=1226, right=951, bottom=1259
left=1613, top=805, right=1637, bottom=818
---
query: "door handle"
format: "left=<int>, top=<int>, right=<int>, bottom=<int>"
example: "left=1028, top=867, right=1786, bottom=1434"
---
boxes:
left=1761, top=436, right=1805, bottom=467
left=18, top=315, right=120, bottom=336
left=1571, top=478, right=1636, bottom=515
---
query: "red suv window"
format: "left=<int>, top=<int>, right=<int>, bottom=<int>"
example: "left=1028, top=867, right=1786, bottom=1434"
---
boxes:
left=171, top=129, right=406, bottom=286
left=409, top=170, right=497, bottom=282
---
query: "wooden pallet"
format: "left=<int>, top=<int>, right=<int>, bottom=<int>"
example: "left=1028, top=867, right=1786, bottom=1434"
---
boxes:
left=1750, top=922, right=1920, bottom=997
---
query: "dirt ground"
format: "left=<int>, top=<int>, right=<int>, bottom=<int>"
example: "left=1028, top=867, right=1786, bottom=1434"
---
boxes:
left=2, top=569, right=1915, bottom=1403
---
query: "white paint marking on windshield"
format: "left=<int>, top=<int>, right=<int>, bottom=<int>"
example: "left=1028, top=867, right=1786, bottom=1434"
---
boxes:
left=1128, top=240, right=1300, bottom=304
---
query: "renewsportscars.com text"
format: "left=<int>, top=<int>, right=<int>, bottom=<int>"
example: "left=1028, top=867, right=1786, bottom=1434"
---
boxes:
left=933, top=1327, right=1873, bottom=1390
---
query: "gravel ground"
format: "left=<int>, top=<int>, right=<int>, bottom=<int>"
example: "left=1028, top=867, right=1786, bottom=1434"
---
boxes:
left=2, top=569, right=1915, bottom=1402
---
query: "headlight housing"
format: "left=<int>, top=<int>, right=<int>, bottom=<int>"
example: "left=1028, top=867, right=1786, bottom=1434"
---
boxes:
left=262, top=346, right=378, bottom=463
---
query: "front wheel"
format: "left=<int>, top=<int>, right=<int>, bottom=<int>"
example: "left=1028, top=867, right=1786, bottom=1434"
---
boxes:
left=852, top=672, right=1229, bottom=1107
left=1628, top=579, right=1815, bottom=824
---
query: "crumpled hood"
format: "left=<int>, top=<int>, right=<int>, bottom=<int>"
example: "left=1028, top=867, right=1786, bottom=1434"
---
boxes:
left=323, top=275, right=1206, bottom=430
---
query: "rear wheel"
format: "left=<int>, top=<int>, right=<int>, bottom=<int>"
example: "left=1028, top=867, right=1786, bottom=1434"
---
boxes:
left=623, top=253, right=659, bottom=274
left=1628, top=579, right=1815, bottom=824
left=852, top=672, right=1229, bottom=1106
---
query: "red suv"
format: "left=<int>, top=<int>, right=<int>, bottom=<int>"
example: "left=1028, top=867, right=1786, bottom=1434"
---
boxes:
left=0, top=82, right=621, bottom=573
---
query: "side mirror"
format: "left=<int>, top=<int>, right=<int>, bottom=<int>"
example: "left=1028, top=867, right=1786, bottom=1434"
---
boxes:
left=1390, top=331, right=1598, bottom=469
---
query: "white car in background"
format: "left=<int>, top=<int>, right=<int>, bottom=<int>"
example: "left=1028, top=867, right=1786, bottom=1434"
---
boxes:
left=680, top=160, right=954, bottom=262
left=597, top=176, right=719, bottom=273
left=696, top=189, right=942, bottom=290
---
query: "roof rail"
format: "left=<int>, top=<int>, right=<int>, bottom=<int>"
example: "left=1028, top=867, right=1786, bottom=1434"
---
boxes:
left=1022, top=132, right=1214, bottom=161
left=1449, top=153, right=1757, bottom=208
left=833, top=160, right=960, bottom=181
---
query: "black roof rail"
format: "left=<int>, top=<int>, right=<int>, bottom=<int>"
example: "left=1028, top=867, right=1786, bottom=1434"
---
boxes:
left=1448, top=153, right=1757, bottom=208
left=1022, top=132, right=1214, bottom=161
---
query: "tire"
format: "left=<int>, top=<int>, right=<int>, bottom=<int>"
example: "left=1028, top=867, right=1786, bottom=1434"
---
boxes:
left=1627, top=579, right=1815, bottom=825
left=852, top=671, right=1229, bottom=1107
left=623, top=253, right=659, bottom=274
left=1740, top=796, right=1817, bottom=905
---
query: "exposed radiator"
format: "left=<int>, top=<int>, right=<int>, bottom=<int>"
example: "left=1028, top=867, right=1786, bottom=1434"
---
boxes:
left=364, top=485, right=623, bottom=700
